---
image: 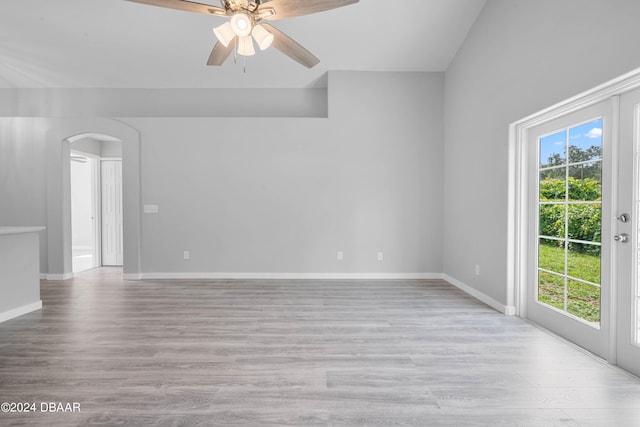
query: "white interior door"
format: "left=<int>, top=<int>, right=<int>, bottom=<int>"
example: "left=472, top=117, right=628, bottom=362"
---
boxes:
left=101, top=160, right=123, bottom=266
left=71, top=152, right=100, bottom=273
left=616, top=88, right=640, bottom=377
left=527, top=100, right=612, bottom=359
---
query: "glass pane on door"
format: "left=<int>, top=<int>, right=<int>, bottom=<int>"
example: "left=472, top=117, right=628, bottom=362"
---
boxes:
left=537, top=118, right=603, bottom=327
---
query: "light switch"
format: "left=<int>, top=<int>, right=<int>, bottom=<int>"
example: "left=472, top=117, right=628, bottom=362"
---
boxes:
left=144, top=204, right=159, bottom=214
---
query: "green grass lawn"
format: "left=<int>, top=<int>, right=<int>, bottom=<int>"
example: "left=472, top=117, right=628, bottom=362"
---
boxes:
left=538, top=243, right=601, bottom=323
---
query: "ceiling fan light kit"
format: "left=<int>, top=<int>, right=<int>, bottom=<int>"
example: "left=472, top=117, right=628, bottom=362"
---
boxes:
left=212, top=21, right=235, bottom=47
left=237, top=35, right=256, bottom=56
left=126, top=0, right=360, bottom=68
left=252, top=24, right=274, bottom=51
left=215, top=14, right=272, bottom=54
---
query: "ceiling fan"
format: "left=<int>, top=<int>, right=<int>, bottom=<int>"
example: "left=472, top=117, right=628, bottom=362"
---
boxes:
left=126, top=0, right=359, bottom=68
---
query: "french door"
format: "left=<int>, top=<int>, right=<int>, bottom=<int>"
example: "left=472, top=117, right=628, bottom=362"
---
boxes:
left=527, top=101, right=612, bottom=359
left=526, top=93, right=640, bottom=376
left=616, top=88, right=640, bottom=377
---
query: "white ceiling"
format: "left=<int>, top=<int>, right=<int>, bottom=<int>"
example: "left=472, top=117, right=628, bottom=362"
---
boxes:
left=0, top=0, right=486, bottom=88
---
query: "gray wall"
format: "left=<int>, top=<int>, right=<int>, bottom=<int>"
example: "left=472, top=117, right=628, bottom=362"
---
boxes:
left=101, top=141, right=122, bottom=158
left=70, top=138, right=101, bottom=156
left=127, top=71, right=444, bottom=274
left=71, top=138, right=122, bottom=158
left=0, top=118, right=49, bottom=272
left=443, top=0, right=640, bottom=304
left=0, top=71, right=444, bottom=276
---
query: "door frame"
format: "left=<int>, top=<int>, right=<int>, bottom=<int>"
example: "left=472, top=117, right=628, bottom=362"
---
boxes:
left=508, top=67, right=640, bottom=364
left=614, top=88, right=640, bottom=376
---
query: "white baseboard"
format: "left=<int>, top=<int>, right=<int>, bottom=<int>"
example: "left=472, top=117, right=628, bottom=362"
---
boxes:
left=442, top=274, right=516, bottom=315
left=42, top=273, right=74, bottom=281
left=0, top=300, right=42, bottom=323
left=139, top=272, right=443, bottom=280
left=123, top=273, right=142, bottom=280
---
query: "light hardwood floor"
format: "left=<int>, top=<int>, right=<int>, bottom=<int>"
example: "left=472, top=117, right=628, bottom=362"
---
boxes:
left=1, top=268, right=640, bottom=426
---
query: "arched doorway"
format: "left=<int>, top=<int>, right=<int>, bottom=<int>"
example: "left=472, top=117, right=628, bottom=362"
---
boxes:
left=44, top=118, right=141, bottom=279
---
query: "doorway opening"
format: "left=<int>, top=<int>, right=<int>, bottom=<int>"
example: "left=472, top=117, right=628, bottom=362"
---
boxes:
left=69, top=135, right=123, bottom=273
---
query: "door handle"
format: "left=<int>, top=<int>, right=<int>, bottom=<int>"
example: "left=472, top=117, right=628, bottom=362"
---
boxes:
left=614, top=233, right=630, bottom=243
left=615, top=213, right=630, bottom=223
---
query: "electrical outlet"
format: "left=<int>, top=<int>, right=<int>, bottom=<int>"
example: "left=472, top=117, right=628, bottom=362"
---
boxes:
left=377, top=252, right=384, bottom=261
left=475, top=264, right=480, bottom=276
left=184, top=251, right=190, bottom=260
left=337, top=251, right=344, bottom=261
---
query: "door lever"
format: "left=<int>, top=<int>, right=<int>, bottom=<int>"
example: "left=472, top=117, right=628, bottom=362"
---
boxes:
left=615, top=213, right=630, bottom=223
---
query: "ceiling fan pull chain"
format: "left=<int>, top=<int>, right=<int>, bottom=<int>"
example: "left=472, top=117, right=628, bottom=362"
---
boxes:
left=243, top=55, right=247, bottom=74
left=233, top=37, right=238, bottom=64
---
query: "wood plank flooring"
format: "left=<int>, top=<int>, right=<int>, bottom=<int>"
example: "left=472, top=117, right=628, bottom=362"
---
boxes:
left=1, top=267, right=640, bottom=426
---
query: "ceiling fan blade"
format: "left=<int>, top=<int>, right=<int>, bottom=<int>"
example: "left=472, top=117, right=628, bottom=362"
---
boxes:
left=261, top=24, right=319, bottom=68
left=126, top=0, right=227, bottom=16
left=207, top=40, right=235, bottom=66
left=258, top=0, right=358, bottom=20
